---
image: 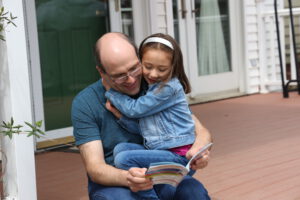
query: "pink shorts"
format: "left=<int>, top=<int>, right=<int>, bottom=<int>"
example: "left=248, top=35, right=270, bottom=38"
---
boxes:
left=169, top=144, right=193, bottom=156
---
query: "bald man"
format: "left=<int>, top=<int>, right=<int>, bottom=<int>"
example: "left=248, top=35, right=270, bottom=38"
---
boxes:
left=72, top=32, right=211, bottom=200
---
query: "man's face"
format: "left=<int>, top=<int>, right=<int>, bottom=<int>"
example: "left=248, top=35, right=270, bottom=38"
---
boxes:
left=100, top=51, right=142, bottom=96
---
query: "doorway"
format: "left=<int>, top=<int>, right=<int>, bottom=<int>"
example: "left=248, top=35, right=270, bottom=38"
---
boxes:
left=173, top=0, right=243, bottom=98
left=31, top=0, right=145, bottom=147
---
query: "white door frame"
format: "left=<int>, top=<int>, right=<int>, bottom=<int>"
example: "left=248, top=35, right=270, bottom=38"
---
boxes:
left=110, top=0, right=150, bottom=45
left=174, top=0, right=245, bottom=97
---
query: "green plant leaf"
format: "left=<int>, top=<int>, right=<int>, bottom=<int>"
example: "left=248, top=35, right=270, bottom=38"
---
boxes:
left=24, top=121, right=35, bottom=129
left=27, top=132, right=34, bottom=137
left=35, top=120, right=43, bottom=127
left=1, top=118, right=44, bottom=139
left=37, top=129, right=45, bottom=135
left=0, top=7, right=4, bottom=15
left=13, top=125, right=23, bottom=129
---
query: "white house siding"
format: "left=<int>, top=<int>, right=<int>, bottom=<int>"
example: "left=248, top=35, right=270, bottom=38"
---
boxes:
left=244, top=0, right=292, bottom=94
left=244, top=0, right=261, bottom=94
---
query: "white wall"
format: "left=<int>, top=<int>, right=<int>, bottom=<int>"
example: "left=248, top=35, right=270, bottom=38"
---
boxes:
left=0, top=0, right=37, bottom=199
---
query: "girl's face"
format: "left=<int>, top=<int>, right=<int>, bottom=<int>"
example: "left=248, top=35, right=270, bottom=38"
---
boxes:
left=141, top=49, right=172, bottom=85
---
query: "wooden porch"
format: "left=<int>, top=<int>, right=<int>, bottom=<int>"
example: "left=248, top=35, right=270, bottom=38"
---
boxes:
left=35, top=92, right=300, bottom=200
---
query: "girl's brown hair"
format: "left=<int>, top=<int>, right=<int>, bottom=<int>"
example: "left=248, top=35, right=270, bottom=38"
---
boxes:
left=139, top=33, right=191, bottom=94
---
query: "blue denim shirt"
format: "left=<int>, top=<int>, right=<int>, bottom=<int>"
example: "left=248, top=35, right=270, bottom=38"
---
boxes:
left=105, top=78, right=195, bottom=150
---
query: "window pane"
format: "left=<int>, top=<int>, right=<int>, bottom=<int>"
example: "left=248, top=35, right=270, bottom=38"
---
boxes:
left=121, top=0, right=134, bottom=39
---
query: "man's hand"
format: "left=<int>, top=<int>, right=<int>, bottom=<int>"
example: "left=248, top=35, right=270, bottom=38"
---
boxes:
left=187, top=114, right=213, bottom=171
left=186, top=147, right=210, bottom=170
left=126, top=168, right=153, bottom=192
left=106, top=100, right=122, bottom=119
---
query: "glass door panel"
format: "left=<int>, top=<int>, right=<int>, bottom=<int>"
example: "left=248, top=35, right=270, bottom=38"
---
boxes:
left=195, top=0, right=231, bottom=76
left=35, top=0, right=109, bottom=131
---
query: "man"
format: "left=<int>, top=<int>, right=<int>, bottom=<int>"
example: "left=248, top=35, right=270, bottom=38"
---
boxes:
left=72, top=32, right=212, bottom=200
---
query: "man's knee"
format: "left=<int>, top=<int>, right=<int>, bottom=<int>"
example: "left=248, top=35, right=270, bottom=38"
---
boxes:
left=89, top=179, right=140, bottom=200
left=175, top=177, right=210, bottom=200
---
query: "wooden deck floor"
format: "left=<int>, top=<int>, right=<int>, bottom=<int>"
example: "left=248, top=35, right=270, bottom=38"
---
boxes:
left=35, top=92, right=300, bottom=200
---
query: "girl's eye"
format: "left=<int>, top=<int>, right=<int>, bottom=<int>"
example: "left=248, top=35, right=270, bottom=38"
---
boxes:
left=144, top=65, right=152, bottom=70
left=158, top=69, right=167, bottom=72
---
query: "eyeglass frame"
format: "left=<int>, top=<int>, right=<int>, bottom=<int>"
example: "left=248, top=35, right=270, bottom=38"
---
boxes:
left=106, top=63, right=143, bottom=84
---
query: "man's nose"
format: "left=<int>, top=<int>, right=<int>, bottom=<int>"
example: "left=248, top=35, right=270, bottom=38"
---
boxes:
left=126, top=75, right=136, bottom=84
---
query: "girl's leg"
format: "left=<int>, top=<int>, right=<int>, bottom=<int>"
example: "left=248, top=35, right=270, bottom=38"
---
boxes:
left=114, top=148, right=188, bottom=170
left=113, top=143, right=146, bottom=159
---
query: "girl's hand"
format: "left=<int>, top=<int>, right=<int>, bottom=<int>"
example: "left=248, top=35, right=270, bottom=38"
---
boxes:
left=106, top=100, right=122, bottom=119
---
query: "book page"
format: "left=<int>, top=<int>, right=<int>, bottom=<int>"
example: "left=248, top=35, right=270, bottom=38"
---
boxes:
left=145, top=143, right=213, bottom=186
left=145, top=162, right=189, bottom=187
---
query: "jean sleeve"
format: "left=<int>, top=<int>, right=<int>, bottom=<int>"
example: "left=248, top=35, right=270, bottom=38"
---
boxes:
left=117, top=117, right=140, bottom=135
left=105, top=83, right=177, bottom=118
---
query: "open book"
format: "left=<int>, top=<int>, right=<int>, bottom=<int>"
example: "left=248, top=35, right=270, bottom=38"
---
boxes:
left=145, top=143, right=213, bottom=187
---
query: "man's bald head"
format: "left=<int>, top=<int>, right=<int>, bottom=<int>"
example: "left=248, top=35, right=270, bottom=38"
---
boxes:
left=94, top=32, right=138, bottom=73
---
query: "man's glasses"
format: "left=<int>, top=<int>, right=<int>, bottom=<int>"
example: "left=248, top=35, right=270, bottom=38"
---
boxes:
left=109, top=64, right=142, bottom=84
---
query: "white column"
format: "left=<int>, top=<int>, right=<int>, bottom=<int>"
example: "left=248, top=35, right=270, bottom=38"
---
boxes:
left=1, top=0, right=37, bottom=199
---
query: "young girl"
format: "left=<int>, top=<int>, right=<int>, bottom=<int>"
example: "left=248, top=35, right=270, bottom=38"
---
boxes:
left=105, top=33, right=200, bottom=198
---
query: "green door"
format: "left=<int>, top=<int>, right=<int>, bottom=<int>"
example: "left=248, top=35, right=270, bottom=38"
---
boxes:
left=35, top=0, right=109, bottom=130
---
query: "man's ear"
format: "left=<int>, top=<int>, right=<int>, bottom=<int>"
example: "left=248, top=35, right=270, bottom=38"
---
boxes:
left=96, top=66, right=104, bottom=77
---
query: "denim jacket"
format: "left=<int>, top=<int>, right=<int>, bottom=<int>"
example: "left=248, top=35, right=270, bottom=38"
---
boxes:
left=105, top=78, right=195, bottom=150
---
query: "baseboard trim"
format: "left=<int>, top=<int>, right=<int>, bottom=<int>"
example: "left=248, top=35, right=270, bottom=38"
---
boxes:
left=188, top=90, right=247, bottom=105
left=36, top=136, right=75, bottom=149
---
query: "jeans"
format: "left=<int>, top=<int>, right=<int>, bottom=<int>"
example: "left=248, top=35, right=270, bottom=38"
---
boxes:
left=88, top=143, right=210, bottom=200
left=113, top=143, right=189, bottom=170
left=114, top=143, right=190, bottom=199
left=88, top=176, right=211, bottom=200
left=88, top=176, right=141, bottom=200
